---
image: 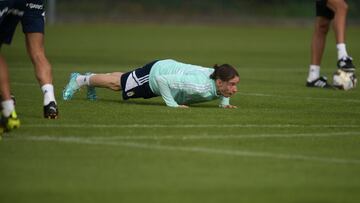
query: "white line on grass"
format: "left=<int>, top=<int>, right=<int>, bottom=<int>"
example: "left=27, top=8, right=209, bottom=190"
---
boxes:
left=8, top=131, right=360, bottom=141
left=15, top=135, right=360, bottom=165
left=85, top=131, right=360, bottom=140
left=239, top=92, right=360, bottom=103
left=22, top=123, right=360, bottom=128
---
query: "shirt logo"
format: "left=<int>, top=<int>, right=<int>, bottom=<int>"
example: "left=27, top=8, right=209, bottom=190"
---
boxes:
left=26, top=3, right=44, bottom=10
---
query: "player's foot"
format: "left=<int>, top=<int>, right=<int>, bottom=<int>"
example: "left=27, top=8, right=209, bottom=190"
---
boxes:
left=0, top=95, right=16, bottom=111
left=85, top=72, right=97, bottom=101
left=306, top=76, right=332, bottom=88
left=337, top=56, right=355, bottom=72
left=44, top=101, right=59, bottom=119
left=63, top=72, right=81, bottom=100
left=0, top=111, right=21, bottom=132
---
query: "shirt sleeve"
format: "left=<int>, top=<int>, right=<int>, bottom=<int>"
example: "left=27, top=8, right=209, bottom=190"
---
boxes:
left=154, top=75, right=180, bottom=107
left=219, top=96, right=230, bottom=107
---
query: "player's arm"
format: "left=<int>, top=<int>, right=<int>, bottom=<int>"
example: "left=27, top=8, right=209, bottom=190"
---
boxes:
left=154, top=75, right=181, bottom=108
left=219, top=96, right=237, bottom=109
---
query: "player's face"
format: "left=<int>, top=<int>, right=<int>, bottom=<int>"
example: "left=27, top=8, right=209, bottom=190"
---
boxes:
left=216, top=76, right=239, bottom=97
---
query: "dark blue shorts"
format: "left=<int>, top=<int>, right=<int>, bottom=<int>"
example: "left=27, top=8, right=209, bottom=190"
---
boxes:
left=316, top=0, right=347, bottom=20
left=0, top=0, right=45, bottom=45
left=120, top=60, right=159, bottom=100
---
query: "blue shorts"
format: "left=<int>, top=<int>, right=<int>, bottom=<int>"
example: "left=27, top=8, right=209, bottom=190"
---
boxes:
left=120, top=60, right=159, bottom=100
left=0, top=0, right=45, bottom=45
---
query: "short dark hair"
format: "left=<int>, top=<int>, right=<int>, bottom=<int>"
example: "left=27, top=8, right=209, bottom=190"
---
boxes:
left=209, top=64, right=239, bottom=81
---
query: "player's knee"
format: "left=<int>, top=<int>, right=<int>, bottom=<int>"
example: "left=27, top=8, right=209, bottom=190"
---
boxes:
left=341, top=2, right=349, bottom=12
left=110, top=81, right=121, bottom=91
left=317, top=22, right=330, bottom=35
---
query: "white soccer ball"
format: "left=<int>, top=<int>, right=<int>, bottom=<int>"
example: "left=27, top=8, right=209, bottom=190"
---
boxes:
left=333, top=69, right=357, bottom=90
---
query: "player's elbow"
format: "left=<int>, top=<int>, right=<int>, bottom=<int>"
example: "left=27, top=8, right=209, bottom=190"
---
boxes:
left=155, top=76, right=165, bottom=84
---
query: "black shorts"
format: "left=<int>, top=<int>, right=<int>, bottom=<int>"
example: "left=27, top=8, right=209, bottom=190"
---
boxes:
left=316, top=0, right=334, bottom=20
left=120, top=60, right=159, bottom=100
left=316, top=0, right=347, bottom=20
left=0, top=0, right=45, bottom=45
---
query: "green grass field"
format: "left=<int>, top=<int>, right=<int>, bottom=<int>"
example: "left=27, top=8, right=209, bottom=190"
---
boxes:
left=1, top=23, right=360, bottom=203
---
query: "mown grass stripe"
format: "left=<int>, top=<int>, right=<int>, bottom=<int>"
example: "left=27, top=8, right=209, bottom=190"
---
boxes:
left=13, top=135, right=360, bottom=165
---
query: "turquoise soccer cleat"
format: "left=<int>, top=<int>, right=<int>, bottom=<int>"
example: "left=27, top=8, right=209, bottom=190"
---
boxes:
left=63, top=72, right=81, bottom=100
left=85, top=72, right=97, bottom=101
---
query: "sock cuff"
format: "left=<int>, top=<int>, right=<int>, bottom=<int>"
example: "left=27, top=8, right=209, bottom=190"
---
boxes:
left=309, top=65, right=320, bottom=70
left=2, top=99, right=14, bottom=106
left=41, top=84, right=56, bottom=105
left=336, top=43, right=348, bottom=59
left=336, top=43, right=346, bottom=49
left=41, top=84, right=54, bottom=92
left=1, top=99, right=15, bottom=117
left=87, top=74, right=96, bottom=86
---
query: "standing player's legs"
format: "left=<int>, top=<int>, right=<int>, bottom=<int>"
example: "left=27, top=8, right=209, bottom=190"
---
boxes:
left=26, top=33, right=53, bottom=86
left=0, top=54, right=12, bottom=102
left=307, top=16, right=331, bottom=87
left=0, top=53, right=20, bottom=134
left=0, top=53, right=19, bottom=132
left=307, top=0, right=334, bottom=88
left=22, top=0, right=59, bottom=118
left=0, top=1, right=12, bottom=102
left=311, top=17, right=331, bottom=69
left=25, top=33, right=58, bottom=118
left=327, top=0, right=347, bottom=45
left=326, top=0, right=355, bottom=71
left=0, top=1, right=21, bottom=132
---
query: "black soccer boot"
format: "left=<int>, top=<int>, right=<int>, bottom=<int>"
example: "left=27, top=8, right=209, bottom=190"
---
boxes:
left=44, top=101, right=59, bottom=119
left=337, top=56, right=356, bottom=72
left=306, top=76, right=332, bottom=88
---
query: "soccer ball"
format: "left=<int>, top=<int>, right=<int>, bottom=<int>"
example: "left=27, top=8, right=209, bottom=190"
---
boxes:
left=333, top=69, right=357, bottom=90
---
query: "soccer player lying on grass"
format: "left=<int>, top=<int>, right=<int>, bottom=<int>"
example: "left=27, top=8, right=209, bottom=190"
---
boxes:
left=63, top=59, right=239, bottom=108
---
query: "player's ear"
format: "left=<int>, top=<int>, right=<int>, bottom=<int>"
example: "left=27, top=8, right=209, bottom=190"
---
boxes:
left=215, top=79, right=223, bottom=86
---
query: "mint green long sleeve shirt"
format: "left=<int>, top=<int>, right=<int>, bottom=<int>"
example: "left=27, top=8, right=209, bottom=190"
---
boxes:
left=149, top=59, right=230, bottom=107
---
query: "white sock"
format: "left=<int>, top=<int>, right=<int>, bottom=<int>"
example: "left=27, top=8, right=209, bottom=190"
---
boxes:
left=336, top=43, right=349, bottom=60
left=307, top=65, right=320, bottom=82
left=76, top=74, right=94, bottom=87
left=1, top=99, right=14, bottom=117
left=41, top=84, right=56, bottom=106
